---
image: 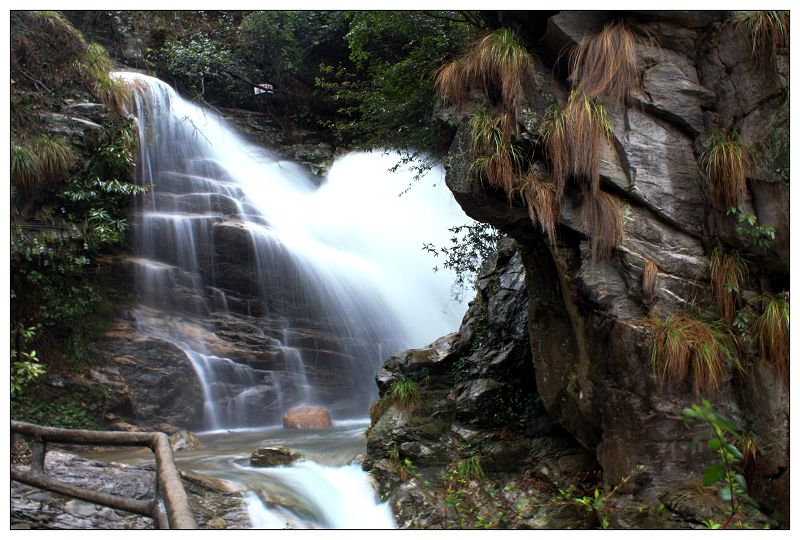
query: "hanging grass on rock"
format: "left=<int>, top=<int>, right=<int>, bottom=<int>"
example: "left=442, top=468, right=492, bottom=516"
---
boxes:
left=565, top=90, right=614, bottom=195
left=516, top=174, right=559, bottom=245
left=709, top=247, right=748, bottom=326
left=540, top=100, right=569, bottom=198
left=469, top=109, right=523, bottom=195
left=643, top=259, right=659, bottom=298
left=755, top=294, right=789, bottom=380
left=701, top=129, right=750, bottom=210
left=731, top=11, right=790, bottom=65
left=582, top=190, right=623, bottom=263
left=646, top=313, right=739, bottom=396
left=568, top=20, right=642, bottom=106
left=435, top=27, right=534, bottom=127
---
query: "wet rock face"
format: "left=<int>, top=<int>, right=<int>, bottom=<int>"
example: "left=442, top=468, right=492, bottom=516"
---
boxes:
left=364, top=239, right=598, bottom=529
left=442, top=9, right=788, bottom=527
left=89, top=318, right=206, bottom=430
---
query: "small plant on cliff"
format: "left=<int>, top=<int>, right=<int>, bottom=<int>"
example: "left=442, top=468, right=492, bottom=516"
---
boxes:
left=435, top=27, right=534, bottom=123
left=582, top=190, right=623, bottom=263
left=701, top=130, right=750, bottom=210
left=565, top=90, right=614, bottom=195
left=516, top=174, right=559, bottom=245
left=731, top=11, right=790, bottom=65
left=11, top=324, right=46, bottom=399
left=709, top=247, right=748, bottom=326
left=755, top=294, right=789, bottom=380
left=11, top=145, right=42, bottom=193
left=727, top=209, right=776, bottom=251
left=540, top=100, right=569, bottom=197
left=388, top=378, right=422, bottom=413
left=553, top=466, right=642, bottom=529
left=683, top=400, right=758, bottom=529
left=34, top=135, right=75, bottom=186
left=568, top=21, right=643, bottom=106
left=646, top=313, right=740, bottom=396
left=93, top=75, right=131, bottom=116
left=469, top=109, right=524, bottom=195
left=642, top=259, right=659, bottom=298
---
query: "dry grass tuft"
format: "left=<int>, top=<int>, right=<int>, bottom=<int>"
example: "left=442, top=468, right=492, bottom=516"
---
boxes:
left=11, top=145, right=42, bottom=193
left=469, top=109, right=523, bottom=195
left=435, top=28, right=534, bottom=127
left=756, top=294, right=789, bottom=380
left=569, top=21, right=641, bottom=105
left=540, top=100, right=569, bottom=198
left=701, top=129, right=750, bottom=210
left=517, top=174, right=560, bottom=245
left=565, top=90, right=614, bottom=195
left=709, top=247, right=748, bottom=326
left=465, top=28, right=535, bottom=118
left=732, top=11, right=790, bottom=65
left=646, top=313, right=739, bottom=396
left=94, top=74, right=131, bottom=116
left=34, top=135, right=75, bottom=185
left=434, top=59, right=469, bottom=111
left=582, top=190, right=623, bottom=262
left=643, top=259, right=659, bottom=298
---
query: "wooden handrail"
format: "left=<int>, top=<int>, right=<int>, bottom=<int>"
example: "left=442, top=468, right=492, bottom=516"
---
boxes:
left=11, top=421, right=197, bottom=529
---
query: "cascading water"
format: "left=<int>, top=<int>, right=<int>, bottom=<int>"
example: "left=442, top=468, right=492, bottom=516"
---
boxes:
left=120, top=72, right=469, bottom=430
left=114, top=72, right=472, bottom=527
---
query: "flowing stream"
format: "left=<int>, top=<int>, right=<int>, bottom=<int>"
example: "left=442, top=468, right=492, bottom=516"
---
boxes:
left=111, top=72, right=471, bottom=528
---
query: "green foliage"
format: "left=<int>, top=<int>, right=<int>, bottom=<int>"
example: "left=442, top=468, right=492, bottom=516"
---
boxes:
left=683, top=400, right=759, bottom=528
left=554, top=466, right=641, bottom=529
left=316, top=11, right=476, bottom=169
left=12, top=399, right=102, bottom=430
left=469, top=108, right=524, bottom=195
left=34, top=135, right=76, bottom=185
left=157, top=33, right=236, bottom=96
left=388, top=378, right=422, bottom=413
left=422, top=223, right=502, bottom=298
left=11, top=145, right=42, bottom=193
left=457, top=455, right=486, bottom=482
left=238, top=11, right=302, bottom=85
left=444, top=458, right=502, bottom=529
left=726, top=208, right=776, bottom=250
left=11, top=325, right=47, bottom=398
left=752, top=93, right=789, bottom=183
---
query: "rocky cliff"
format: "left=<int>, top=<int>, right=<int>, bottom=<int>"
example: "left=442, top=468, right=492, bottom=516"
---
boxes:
left=365, top=11, right=789, bottom=528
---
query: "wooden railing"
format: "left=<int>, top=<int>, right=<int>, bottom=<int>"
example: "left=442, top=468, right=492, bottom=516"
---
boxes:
left=11, top=421, right=197, bottom=529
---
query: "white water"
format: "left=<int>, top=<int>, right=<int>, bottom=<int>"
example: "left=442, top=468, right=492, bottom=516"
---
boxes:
left=119, top=72, right=470, bottom=427
left=114, top=72, right=472, bottom=528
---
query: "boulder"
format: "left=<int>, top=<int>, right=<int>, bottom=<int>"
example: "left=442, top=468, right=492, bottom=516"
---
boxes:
left=282, top=405, right=332, bottom=430
left=250, top=446, right=303, bottom=467
left=168, top=430, right=201, bottom=453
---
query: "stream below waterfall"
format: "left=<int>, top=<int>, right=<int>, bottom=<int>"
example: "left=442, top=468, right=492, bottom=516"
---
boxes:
left=84, top=421, right=394, bottom=529
left=95, top=72, right=472, bottom=528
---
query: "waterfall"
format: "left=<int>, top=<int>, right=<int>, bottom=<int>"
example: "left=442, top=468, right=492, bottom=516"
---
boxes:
left=118, top=72, right=470, bottom=430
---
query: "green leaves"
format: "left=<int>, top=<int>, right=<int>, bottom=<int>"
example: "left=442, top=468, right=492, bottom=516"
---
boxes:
left=704, top=463, right=725, bottom=486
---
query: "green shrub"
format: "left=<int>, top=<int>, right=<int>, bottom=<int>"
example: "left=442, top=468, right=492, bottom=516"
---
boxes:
left=388, top=378, right=422, bottom=413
